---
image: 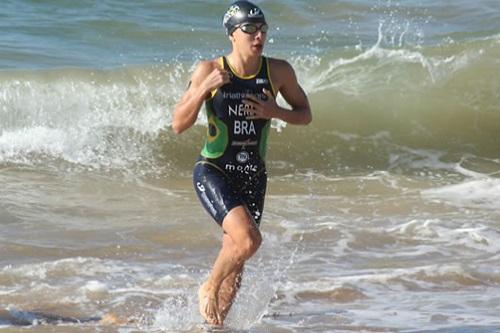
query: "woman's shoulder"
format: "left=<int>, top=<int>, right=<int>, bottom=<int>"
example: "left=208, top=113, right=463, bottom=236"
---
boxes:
left=266, top=57, right=294, bottom=73
left=193, top=57, right=224, bottom=75
left=201, top=57, right=223, bottom=67
left=267, top=57, right=292, bottom=69
left=266, top=57, right=296, bottom=87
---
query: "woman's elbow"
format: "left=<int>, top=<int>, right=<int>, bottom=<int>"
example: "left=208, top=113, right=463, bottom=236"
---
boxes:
left=171, top=119, right=185, bottom=135
left=302, top=109, right=312, bottom=125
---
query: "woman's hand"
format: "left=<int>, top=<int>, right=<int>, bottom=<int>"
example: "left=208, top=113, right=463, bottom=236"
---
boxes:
left=172, top=60, right=229, bottom=134
left=243, top=88, right=278, bottom=120
left=201, top=68, right=231, bottom=96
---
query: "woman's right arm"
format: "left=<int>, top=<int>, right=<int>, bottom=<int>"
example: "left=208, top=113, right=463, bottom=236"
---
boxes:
left=171, top=60, right=230, bottom=134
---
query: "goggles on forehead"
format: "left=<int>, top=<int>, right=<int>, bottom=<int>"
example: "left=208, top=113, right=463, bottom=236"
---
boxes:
left=237, top=23, right=269, bottom=34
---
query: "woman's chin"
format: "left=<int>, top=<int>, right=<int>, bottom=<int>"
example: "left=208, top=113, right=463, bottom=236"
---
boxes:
left=250, top=45, right=264, bottom=54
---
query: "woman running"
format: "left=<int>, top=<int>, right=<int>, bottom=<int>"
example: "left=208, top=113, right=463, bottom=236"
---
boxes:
left=172, top=0, right=311, bottom=326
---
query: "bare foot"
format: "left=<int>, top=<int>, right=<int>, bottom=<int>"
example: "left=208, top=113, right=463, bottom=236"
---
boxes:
left=198, top=282, right=221, bottom=326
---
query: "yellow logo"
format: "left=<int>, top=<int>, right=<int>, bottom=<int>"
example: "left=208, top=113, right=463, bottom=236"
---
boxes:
left=223, top=5, right=240, bottom=25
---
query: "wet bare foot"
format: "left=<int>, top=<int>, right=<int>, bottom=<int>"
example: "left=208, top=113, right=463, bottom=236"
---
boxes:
left=198, top=282, right=221, bottom=326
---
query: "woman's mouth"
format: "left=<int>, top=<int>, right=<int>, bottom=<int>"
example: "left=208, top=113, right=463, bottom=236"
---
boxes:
left=251, top=43, right=263, bottom=52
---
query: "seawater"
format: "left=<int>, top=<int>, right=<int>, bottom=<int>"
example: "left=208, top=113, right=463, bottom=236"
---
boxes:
left=1, top=1, right=500, bottom=332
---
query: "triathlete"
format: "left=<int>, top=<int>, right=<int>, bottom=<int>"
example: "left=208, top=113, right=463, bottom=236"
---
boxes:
left=172, top=0, right=311, bottom=326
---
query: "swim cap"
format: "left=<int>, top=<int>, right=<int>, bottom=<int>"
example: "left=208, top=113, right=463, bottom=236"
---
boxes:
left=223, top=1, right=266, bottom=35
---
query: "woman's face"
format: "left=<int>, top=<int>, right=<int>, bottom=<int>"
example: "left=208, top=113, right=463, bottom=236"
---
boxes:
left=230, top=22, right=268, bottom=56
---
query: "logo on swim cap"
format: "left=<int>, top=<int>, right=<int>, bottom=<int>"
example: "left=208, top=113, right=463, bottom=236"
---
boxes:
left=223, top=1, right=266, bottom=35
left=223, top=5, right=241, bottom=26
left=248, top=8, right=262, bottom=18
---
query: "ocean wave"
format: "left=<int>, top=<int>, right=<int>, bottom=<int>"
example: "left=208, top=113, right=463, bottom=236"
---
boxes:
left=0, top=35, right=498, bottom=172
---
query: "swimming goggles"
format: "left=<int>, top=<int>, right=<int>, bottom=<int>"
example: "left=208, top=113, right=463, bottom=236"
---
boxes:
left=238, top=23, right=269, bottom=34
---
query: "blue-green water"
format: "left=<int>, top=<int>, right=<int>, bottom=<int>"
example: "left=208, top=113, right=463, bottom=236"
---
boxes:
left=1, top=1, right=500, bottom=332
left=1, top=0, right=499, bottom=69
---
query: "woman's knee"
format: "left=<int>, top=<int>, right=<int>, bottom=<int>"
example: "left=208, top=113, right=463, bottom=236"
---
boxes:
left=225, top=227, right=261, bottom=261
left=237, top=229, right=261, bottom=260
left=223, top=206, right=262, bottom=260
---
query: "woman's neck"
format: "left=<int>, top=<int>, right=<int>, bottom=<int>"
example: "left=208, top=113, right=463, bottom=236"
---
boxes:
left=226, top=52, right=261, bottom=77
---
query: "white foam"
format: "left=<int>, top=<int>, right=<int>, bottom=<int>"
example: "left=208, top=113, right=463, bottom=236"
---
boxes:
left=152, top=293, right=199, bottom=331
left=0, top=124, right=154, bottom=169
left=388, top=217, right=500, bottom=254
left=82, top=280, right=109, bottom=297
left=422, top=178, right=500, bottom=211
left=282, top=262, right=487, bottom=294
left=0, top=67, right=181, bottom=169
left=388, top=219, right=441, bottom=239
left=387, top=147, right=491, bottom=177
left=1, top=257, right=113, bottom=280
left=0, top=126, right=66, bottom=162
